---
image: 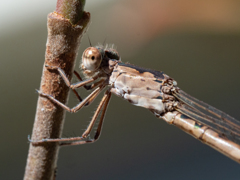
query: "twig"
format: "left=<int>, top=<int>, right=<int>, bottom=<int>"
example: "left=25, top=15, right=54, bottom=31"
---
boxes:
left=24, top=1, right=90, bottom=179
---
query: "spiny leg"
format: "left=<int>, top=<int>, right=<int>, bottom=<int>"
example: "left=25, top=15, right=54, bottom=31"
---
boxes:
left=73, top=71, right=106, bottom=91
left=45, top=65, right=99, bottom=101
left=74, top=71, right=108, bottom=91
left=92, top=90, right=111, bottom=140
left=81, top=89, right=111, bottom=138
left=71, top=79, right=106, bottom=106
left=72, top=79, right=106, bottom=107
left=46, top=64, right=99, bottom=89
left=73, top=71, right=107, bottom=104
left=74, top=71, right=91, bottom=90
left=35, top=83, right=105, bottom=115
left=46, top=65, right=81, bottom=101
left=29, top=89, right=112, bottom=145
left=84, top=79, right=106, bottom=106
left=72, top=89, right=82, bottom=102
left=29, top=85, right=106, bottom=144
left=72, top=71, right=86, bottom=101
left=61, top=89, right=112, bottom=146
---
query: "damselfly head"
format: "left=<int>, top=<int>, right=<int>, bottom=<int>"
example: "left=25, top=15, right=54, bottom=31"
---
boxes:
left=82, top=47, right=102, bottom=71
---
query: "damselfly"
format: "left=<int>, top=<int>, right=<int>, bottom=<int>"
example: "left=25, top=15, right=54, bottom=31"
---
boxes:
left=30, top=44, right=240, bottom=163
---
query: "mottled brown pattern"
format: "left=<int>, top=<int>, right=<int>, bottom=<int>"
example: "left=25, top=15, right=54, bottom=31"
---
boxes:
left=110, top=62, right=240, bottom=163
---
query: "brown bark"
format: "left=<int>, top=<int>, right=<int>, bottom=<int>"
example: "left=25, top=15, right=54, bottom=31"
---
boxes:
left=56, top=0, right=86, bottom=24
left=24, top=11, right=90, bottom=180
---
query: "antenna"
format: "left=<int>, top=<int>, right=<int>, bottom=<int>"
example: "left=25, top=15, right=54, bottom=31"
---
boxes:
left=103, top=36, right=107, bottom=46
left=87, top=34, right=92, bottom=47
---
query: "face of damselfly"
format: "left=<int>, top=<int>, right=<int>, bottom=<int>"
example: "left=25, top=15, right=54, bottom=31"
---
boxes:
left=81, top=44, right=120, bottom=76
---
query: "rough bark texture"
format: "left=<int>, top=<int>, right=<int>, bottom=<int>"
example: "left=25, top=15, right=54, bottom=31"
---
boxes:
left=24, top=11, right=90, bottom=180
left=56, top=0, right=86, bottom=24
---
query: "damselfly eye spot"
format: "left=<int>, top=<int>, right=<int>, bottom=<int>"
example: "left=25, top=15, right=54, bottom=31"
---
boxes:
left=82, top=47, right=102, bottom=71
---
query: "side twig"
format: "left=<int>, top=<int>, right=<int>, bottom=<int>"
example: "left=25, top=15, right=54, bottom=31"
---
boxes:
left=24, top=1, right=90, bottom=179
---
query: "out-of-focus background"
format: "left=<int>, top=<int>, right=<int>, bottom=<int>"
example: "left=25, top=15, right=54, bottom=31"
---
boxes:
left=1, top=0, right=240, bottom=179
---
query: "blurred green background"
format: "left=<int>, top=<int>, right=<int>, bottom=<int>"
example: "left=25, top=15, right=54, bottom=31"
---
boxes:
left=1, top=0, right=240, bottom=179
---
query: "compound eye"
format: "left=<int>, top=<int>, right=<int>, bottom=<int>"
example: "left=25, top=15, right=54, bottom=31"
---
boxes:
left=82, top=47, right=102, bottom=71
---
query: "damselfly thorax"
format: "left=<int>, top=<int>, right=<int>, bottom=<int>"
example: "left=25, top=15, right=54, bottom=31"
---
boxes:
left=31, top=44, right=240, bottom=163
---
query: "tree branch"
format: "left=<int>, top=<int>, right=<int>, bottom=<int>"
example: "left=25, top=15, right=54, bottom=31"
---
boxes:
left=24, top=1, right=90, bottom=179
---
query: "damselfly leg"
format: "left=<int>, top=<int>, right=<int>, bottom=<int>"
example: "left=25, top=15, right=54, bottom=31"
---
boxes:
left=61, top=90, right=111, bottom=146
left=36, top=83, right=105, bottom=113
left=45, top=65, right=100, bottom=101
left=30, top=87, right=111, bottom=146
